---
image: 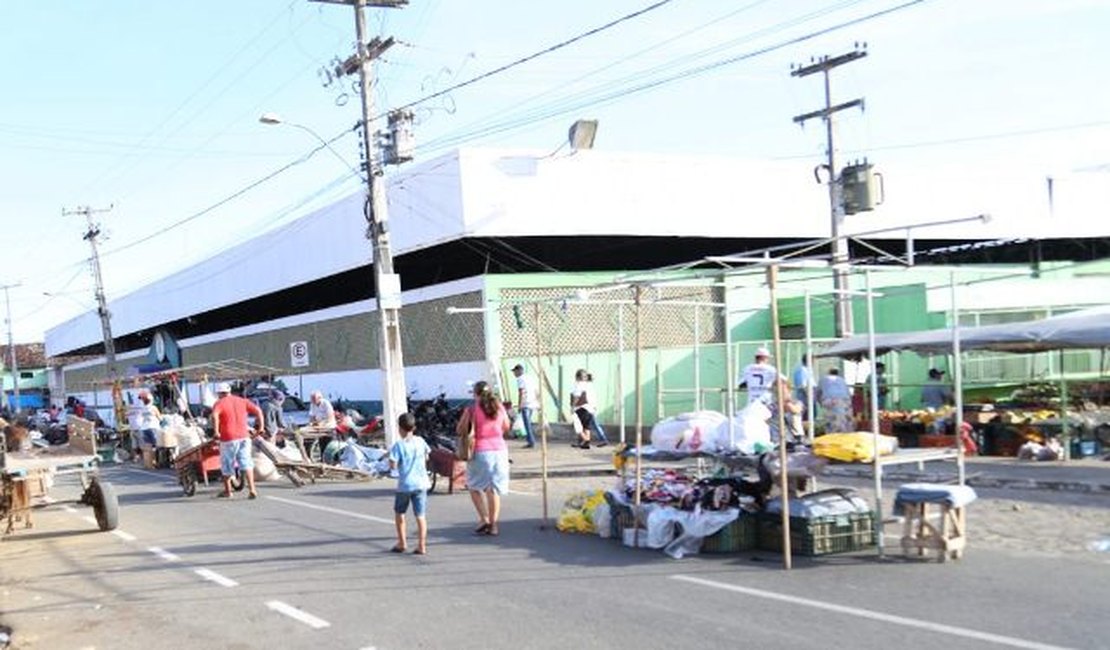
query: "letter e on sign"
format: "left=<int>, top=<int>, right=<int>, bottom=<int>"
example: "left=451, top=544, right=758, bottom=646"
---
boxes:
left=290, top=341, right=310, bottom=368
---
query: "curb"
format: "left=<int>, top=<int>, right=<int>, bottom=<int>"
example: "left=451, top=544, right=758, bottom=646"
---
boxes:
left=822, top=466, right=1110, bottom=494
left=511, top=465, right=1110, bottom=493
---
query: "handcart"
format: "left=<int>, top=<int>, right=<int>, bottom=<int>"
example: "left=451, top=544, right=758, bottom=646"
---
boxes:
left=175, top=438, right=245, bottom=497
left=1, top=433, right=120, bottom=536
left=255, top=437, right=375, bottom=487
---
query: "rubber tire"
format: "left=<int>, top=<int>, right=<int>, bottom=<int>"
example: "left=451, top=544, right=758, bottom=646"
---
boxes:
left=426, top=458, right=438, bottom=494
left=90, top=479, right=120, bottom=532
left=229, top=470, right=246, bottom=492
left=181, top=467, right=197, bottom=497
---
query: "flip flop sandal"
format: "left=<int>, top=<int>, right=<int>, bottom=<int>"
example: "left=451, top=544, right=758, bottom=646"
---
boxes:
left=474, top=523, right=491, bottom=535
left=412, top=548, right=427, bottom=555
left=389, top=546, right=406, bottom=553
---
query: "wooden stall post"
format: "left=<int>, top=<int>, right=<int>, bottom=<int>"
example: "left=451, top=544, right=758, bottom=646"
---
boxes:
left=534, top=302, right=550, bottom=529
left=767, top=264, right=792, bottom=570
left=804, top=289, right=815, bottom=443
left=865, top=269, right=886, bottom=556
left=633, top=285, right=644, bottom=547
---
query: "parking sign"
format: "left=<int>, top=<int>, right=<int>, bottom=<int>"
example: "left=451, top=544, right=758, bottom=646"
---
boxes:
left=290, top=341, right=310, bottom=368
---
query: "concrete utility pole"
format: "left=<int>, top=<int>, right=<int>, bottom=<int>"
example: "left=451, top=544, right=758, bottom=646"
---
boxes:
left=792, top=45, right=867, bottom=338
left=312, top=0, right=409, bottom=446
left=1, top=283, right=21, bottom=412
left=64, top=205, right=117, bottom=377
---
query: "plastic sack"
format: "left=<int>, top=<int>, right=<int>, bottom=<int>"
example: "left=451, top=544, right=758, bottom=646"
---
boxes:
left=644, top=507, right=740, bottom=559
left=651, top=411, right=727, bottom=452
left=253, top=449, right=279, bottom=482
left=511, top=413, right=527, bottom=439
left=593, top=503, right=611, bottom=538
left=813, top=432, right=898, bottom=463
left=712, top=402, right=772, bottom=453
left=556, top=490, right=607, bottom=534
left=338, top=440, right=389, bottom=475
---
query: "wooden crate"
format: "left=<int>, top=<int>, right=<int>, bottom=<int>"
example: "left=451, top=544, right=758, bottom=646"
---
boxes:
left=67, top=416, right=97, bottom=455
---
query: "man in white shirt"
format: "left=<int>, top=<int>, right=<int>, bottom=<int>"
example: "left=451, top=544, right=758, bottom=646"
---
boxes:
left=512, top=364, right=538, bottom=449
left=738, top=347, right=781, bottom=405
left=308, top=390, right=337, bottom=428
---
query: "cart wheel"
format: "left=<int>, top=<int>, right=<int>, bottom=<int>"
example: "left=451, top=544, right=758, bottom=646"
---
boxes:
left=229, top=470, right=246, bottom=492
left=428, top=467, right=438, bottom=494
left=181, top=466, right=197, bottom=497
left=88, top=479, right=120, bottom=532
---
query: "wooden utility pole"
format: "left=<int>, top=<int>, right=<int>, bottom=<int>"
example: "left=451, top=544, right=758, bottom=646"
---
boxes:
left=792, top=45, right=867, bottom=338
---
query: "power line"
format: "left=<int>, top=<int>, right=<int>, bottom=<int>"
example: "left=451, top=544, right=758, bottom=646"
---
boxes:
left=416, top=0, right=926, bottom=154
left=390, top=0, right=678, bottom=115
left=98, top=125, right=359, bottom=260
left=775, top=119, right=1110, bottom=159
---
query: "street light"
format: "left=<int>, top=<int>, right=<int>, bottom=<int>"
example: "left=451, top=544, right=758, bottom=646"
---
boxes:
left=258, top=113, right=363, bottom=181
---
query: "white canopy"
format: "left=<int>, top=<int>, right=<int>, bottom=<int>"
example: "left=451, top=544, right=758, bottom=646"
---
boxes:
left=819, top=306, right=1110, bottom=359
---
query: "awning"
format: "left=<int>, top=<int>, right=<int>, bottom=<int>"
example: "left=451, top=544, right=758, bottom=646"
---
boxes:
left=819, top=306, right=1110, bottom=359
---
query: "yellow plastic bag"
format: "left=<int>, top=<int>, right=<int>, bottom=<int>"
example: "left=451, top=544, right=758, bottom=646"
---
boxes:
left=556, top=490, right=608, bottom=534
left=813, top=432, right=898, bottom=463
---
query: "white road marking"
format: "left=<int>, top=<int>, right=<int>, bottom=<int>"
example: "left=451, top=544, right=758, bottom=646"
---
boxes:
left=148, top=546, right=182, bottom=562
left=266, top=495, right=393, bottom=525
left=195, top=568, right=239, bottom=588
left=124, top=466, right=179, bottom=486
left=672, top=575, right=1074, bottom=650
left=507, top=489, right=536, bottom=496
left=111, top=530, right=137, bottom=542
left=266, top=600, right=330, bottom=629
left=82, top=516, right=97, bottom=526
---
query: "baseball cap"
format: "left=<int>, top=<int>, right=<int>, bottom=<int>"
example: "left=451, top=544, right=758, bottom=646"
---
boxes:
left=511, top=363, right=524, bottom=372
left=215, top=382, right=232, bottom=394
left=755, top=347, right=772, bottom=358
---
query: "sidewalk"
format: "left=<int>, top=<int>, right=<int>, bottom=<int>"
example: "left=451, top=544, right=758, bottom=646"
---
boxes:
left=507, top=425, right=1110, bottom=494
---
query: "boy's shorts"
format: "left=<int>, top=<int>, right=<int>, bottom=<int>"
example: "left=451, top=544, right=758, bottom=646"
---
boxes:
left=219, top=439, right=254, bottom=477
left=394, top=489, right=427, bottom=517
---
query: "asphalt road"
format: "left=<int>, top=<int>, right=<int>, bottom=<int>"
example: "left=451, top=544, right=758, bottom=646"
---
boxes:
left=2, top=465, right=1107, bottom=650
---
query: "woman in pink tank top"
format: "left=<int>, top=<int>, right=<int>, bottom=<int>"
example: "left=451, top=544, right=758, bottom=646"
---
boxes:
left=458, top=381, right=510, bottom=536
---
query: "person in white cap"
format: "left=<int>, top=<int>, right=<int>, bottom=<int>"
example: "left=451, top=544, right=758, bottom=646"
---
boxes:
left=737, top=347, right=782, bottom=405
left=309, top=390, right=337, bottom=429
left=211, top=382, right=264, bottom=499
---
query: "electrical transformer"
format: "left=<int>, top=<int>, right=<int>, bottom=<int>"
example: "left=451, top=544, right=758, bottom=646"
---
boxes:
left=840, top=160, right=883, bottom=215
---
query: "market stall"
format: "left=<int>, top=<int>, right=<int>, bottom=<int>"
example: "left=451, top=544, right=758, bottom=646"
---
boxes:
left=821, top=304, right=1110, bottom=459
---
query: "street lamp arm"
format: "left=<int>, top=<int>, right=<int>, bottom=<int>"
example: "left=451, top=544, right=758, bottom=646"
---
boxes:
left=259, top=114, right=364, bottom=182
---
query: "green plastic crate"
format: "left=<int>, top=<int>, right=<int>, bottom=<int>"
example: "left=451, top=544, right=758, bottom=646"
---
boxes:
left=759, top=511, right=876, bottom=556
left=96, top=445, right=117, bottom=464
left=605, top=493, right=639, bottom=540
left=701, top=513, right=759, bottom=553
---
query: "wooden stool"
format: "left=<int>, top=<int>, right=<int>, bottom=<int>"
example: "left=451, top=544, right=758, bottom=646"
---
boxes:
left=900, top=501, right=966, bottom=562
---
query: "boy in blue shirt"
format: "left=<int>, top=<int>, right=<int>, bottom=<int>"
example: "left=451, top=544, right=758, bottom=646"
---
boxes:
left=389, top=413, right=431, bottom=555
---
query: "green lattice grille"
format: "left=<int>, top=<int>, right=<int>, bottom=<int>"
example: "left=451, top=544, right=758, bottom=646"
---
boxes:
left=498, top=285, right=724, bottom=357
left=401, top=292, right=486, bottom=364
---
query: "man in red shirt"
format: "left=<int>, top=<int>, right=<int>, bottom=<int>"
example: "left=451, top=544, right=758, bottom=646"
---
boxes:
left=211, top=382, right=264, bottom=499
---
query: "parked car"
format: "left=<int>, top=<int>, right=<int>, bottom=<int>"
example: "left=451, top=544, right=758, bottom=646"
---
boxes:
left=244, top=385, right=311, bottom=429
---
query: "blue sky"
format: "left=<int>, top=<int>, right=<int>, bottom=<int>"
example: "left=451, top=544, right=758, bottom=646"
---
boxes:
left=2, top=0, right=1107, bottom=343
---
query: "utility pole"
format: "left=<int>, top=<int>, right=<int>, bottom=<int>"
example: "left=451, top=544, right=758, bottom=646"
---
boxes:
left=64, top=205, right=117, bottom=377
left=312, top=0, right=410, bottom=447
left=792, top=44, right=867, bottom=338
left=1, top=283, right=21, bottom=413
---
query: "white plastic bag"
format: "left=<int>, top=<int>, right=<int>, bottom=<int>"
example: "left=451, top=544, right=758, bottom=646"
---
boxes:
left=713, top=402, right=773, bottom=454
left=593, top=503, right=611, bottom=538
left=651, top=411, right=726, bottom=452
left=253, top=450, right=278, bottom=482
